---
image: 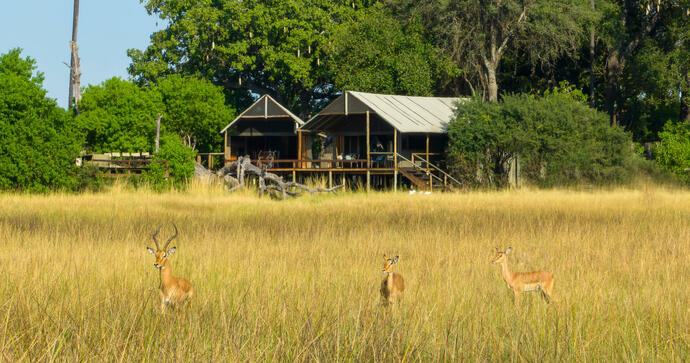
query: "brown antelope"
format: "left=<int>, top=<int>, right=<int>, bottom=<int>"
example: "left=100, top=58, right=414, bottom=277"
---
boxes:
left=380, top=255, right=404, bottom=304
left=491, top=247, right=554, bottom=307
left=146, top=224, right=193, bottom=313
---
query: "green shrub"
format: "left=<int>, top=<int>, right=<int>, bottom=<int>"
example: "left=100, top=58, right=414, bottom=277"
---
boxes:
left=72, top=164, right=105, bottom=192
left=655, top=122, right=690, bottom=184
left=447, top=84, right=640, bottom=188
left=0, top=49, right=83, bottom=192
left=143, top=133, right=196, bottom=191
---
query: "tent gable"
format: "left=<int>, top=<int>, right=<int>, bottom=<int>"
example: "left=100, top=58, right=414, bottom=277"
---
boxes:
left=220, top=94, right=304, bottom=134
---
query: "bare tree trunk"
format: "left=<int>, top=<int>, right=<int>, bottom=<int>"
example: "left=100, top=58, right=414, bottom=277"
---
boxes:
left=681, top=70, right=690, bottom=123
left=485, top=64, right=498, bottom=102
left=589, top=0, right=596, bottom=107
left=68, top=0, right=80, bottom=110
left=154, top=114, right=162, bottom=153
left=605, top=51, right=622, bottom=126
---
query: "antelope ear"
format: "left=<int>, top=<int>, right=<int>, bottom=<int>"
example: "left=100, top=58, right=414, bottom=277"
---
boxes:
left=167, top=247, right=176, bottom=255
left=383, top=254, right=387, bottom=260
left=393, top=255, right=399, bottom=263
left=505, top=247, right=512, bottom=255
left=147, top=247, right=156, bottom=255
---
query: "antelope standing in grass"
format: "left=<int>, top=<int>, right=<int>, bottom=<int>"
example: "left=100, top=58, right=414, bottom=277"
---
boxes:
left=380, top=255, right=404, bottom=304
left=491, top=247, right=554, bottom=307
left=146, top=224, right=193, bottom=313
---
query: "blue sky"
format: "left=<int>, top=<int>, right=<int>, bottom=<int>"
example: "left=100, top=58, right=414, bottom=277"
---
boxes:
left=0, top=1, right=165, bottom=109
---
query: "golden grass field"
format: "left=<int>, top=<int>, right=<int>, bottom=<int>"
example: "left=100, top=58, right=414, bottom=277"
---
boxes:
left=0, top=185, right=688, bottom=361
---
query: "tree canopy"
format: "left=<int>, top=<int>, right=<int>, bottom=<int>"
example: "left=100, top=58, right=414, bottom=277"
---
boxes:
left=128, top=0, right=688, bottom=144
left=327, top=4, right=458, bottom=96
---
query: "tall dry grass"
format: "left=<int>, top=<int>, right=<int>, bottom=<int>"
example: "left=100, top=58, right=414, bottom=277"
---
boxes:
left=0, top=187, right=688, bottom=361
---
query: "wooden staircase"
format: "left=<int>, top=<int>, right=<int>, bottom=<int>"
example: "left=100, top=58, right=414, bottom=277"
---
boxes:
left=395, top=154, right=460, bottom=191
left=397, top=167, right=432, bottom=190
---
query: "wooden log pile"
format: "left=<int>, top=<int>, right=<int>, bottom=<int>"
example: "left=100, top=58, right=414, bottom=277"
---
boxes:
left=216, top=156, right=344, bottom=199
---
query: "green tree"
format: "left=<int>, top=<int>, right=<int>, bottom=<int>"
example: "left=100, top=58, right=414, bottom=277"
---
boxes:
left=0, top=49, right=83, bottom=192
left=600, top=1, right=689, bottom=138
left=154, top=74, right=235, bottom=153
left=76, top=77, right=163, bottom=152
left=327, top=4, right=457, bottom=96
left=396, top=0, right=592, bottom=102
left=128, top=0, right=367, bottom=116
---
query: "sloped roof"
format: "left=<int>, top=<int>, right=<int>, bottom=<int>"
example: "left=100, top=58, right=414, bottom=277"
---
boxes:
left=220, top=94, right=304, bottom=134
left=301, top=91, right=466, bottom=134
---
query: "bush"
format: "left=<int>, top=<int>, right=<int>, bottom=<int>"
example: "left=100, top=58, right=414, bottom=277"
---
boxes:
left=447, top=84, right=640, bottom=188
left=655, top=122, right=690, bottom=184
left=143, top=134, right=196, bottom=191
left=0, top=49, right=83, bottom=192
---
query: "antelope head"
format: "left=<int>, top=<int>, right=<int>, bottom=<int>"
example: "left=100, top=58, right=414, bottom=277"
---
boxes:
left=146, top=224, right=179, bottom=270
left=491, top=247, right=511, bottom=265
left=382, top=254, right=399, bottom=274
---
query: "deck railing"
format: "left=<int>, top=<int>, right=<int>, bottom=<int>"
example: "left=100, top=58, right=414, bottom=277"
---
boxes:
left=88, top=159, right=169, bottom=178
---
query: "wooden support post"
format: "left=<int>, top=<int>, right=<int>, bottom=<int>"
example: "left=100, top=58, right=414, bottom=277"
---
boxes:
left=329, top=170, right=333, bottom=188
left=426, top=134, right=431, bottom=189
left=224, top=132, right=229, bottom=166
left=366, top=110, right=370, bottom=193
left=196, top=154, right=201, bottom=164
left=208, top=154, right=213, bottom=170
left=393, top=129, right=398, bottom=192
left=297, top=131, right=302, bottom=169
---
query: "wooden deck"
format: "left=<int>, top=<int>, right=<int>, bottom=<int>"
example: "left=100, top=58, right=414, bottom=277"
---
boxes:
left=198, top=152, right=461, bottom=191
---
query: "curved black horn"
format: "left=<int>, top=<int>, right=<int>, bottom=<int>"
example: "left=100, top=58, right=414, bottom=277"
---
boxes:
left=163, top=224, right=178, bottom=250
left=152, top=227, right=161, bottom=250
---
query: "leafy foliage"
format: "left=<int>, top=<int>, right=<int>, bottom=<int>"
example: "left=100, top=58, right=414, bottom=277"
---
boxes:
left=77, top=76, right=233, bottom=154
left=143, top=133, right=197, bottom=191
left=75, top=77, right=163, bottom=153
left=0, top=49, right=83, bottom=192
left=447, top=84, right=639, bottom=187
left=154, top=74, right=235, bottom=153
left=655, top=122, right=690, bottom=184
left=128, top=0, right=362, bottom=116
left=327, top=4, right=457, bottom=96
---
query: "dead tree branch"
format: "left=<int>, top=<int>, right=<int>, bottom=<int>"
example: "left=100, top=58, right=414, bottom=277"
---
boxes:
left=216, top=156, right=344, bottom=199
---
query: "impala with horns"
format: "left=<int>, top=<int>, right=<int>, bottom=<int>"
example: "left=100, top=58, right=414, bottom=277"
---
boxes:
left=380, top=255, right=404, bottom=304
left=146, top=224, right=193, bottom=313
left=491, top=247, right=554, bottom=307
